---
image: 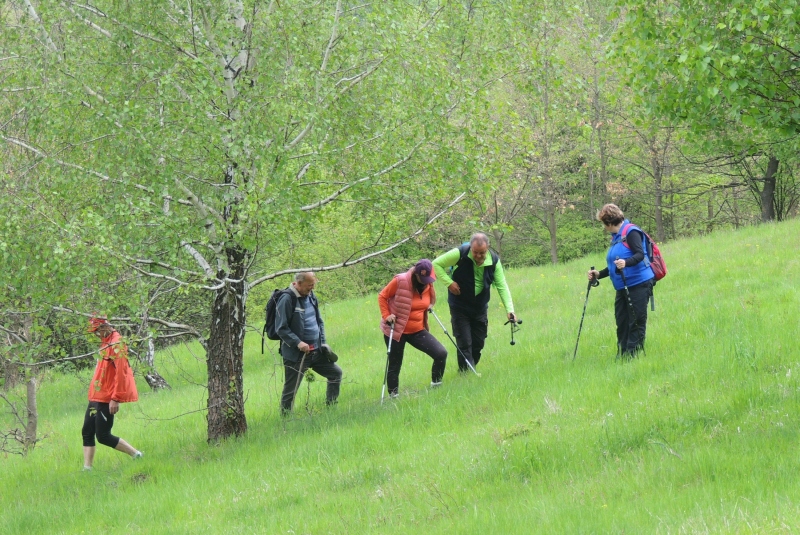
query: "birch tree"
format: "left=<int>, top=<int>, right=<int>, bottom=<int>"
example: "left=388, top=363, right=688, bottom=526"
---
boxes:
left=1, top=0, right=486, bottom=441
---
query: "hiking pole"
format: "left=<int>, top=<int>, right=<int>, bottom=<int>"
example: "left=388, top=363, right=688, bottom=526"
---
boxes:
left=289, top=350, right=309, bottom=413
left=503, top=316, right=522, bottom=345
left=381, top=322, right=395, bottom=404
left=616, top=259, right=637, bottom=323
left=429, top=308, right=480, bottom=377
left=572, top=266, right=600, bottom=361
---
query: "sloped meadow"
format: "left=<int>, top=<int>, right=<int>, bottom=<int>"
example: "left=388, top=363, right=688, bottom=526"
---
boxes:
left=2, top=220, right=799, bottom=534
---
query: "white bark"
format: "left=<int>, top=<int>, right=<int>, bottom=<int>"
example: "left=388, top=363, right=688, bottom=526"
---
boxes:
left=181, top=241, right=216, bottom=279
left=23, top=0, right=59, bottom=53
left=63, top=2, right=113, bottom=38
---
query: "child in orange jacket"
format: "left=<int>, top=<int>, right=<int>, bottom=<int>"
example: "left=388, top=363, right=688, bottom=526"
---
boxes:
left=81, top=317, right=142, bottom=470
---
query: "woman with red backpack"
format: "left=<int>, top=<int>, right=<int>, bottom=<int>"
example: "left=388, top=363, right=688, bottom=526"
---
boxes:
left=588, top=204, right=655, bottom=360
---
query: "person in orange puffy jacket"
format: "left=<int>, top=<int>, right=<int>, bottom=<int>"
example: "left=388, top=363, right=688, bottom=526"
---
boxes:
left=81, top=317, right=142, bottom=470
left=378, top=259, right=447, bottom=397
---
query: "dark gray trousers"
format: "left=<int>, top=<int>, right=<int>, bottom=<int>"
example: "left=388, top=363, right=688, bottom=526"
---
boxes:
left=281, top=351, right=342, bottom=412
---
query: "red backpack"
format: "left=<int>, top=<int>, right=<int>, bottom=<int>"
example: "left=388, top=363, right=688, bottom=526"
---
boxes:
left=620, top=223, right=667, bottom=281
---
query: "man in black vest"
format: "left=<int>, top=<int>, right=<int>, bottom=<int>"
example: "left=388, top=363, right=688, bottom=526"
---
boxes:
left=432, top=233, right=516, bottom=372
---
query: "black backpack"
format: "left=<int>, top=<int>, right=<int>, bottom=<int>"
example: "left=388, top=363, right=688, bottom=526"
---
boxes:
left=262, top=289, right=297, bottom=353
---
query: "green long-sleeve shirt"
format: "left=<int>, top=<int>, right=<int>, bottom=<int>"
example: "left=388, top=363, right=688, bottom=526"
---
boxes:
left=432, top=247, right=514, bottom=314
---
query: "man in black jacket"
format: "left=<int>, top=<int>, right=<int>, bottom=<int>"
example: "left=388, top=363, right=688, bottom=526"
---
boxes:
left=275, top=272, right=342, bottom=413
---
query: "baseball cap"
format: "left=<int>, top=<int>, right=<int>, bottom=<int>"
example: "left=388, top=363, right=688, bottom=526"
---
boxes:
left=413, top=259, right=436, bottom=285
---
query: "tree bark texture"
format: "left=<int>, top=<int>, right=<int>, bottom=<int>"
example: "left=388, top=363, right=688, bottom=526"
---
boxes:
left=760, top=155, right=779, bottom=222
left=24, top=376, right=37, bottom=454
left=548, top=209, right=558, bottom=264
left=650, top=144, right=666, bottom=243
left=206, top=246, right=248, bottom=442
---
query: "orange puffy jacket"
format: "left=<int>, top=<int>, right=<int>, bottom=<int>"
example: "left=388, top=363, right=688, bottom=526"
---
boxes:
left=88, top=331, right=138, bottom=403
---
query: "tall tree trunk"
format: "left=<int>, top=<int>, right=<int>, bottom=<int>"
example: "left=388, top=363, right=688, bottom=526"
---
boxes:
left=139, top=312, right=170, bottom=390
left=732, top=185, right=741, bottom=228
left=206, top=246, right=248, bottom=442
left=760, top=155, right=779, bottom=222
left=491, top=228, right=503, bottom=256
left=651, top=151, right=665, bottom=242
left=548, top=209, right=558, bottom=264
left=24, top=376, right=37, bottom=454
left=707, top=191, right=714, bottom=234
left=590, top=62, right=610, bottom=208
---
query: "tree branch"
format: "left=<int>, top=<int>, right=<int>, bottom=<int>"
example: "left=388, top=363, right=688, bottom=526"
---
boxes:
left=63, top=2, right=113, bottom=39
left=248, top=192, right=467, bottom=288
left=180, top=241, right=216, bottom=278
left=50, top=306, right=202, bottom=338
left=300, top=140, right=425, bottom=211
left=23, top=0, right=59, bottom=54
left=317, top=0, right=342, bottom=101
left=0, top=324, right=28, bottom=345
left=0, top=134, right=194, bottom=207
left=285, top=57, right=386, bottom=151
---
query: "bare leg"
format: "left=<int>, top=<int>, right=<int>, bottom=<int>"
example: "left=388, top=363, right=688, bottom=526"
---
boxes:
left=83, top=446, right=95, bottom=469
left=114, top=438, right=139, bottom=457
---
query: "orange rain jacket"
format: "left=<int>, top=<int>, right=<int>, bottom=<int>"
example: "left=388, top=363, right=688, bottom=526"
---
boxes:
left=88, top=330, right=139, bottom=403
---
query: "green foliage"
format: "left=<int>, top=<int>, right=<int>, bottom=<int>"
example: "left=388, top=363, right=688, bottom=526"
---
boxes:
left=614, top=0, right=800, bottom=134
left=3, top=219, right=800, bottom=532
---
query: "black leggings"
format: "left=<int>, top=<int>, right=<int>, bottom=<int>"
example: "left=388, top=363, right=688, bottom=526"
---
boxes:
left=81, top=402, right=120, bottom=448
left=384, top=329, right=447, bottom=394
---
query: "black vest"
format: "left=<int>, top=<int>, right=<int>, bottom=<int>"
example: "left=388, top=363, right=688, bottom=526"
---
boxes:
left=448, top=244, right=498, bottom=312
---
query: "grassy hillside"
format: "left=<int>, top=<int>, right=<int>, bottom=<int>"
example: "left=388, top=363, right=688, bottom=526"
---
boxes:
left=2, top=220, right=800, bottom=534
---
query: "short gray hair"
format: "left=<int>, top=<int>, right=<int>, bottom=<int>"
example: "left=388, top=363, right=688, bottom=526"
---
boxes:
left=470, top=232, right=490, bottom=247
left=294, top=271, right=315, bottom=283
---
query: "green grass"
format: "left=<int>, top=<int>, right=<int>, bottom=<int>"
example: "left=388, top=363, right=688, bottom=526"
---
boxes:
left=3, top=220, right=800, bottom=534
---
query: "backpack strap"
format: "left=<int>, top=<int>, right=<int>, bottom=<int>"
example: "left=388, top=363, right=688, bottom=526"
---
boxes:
left=620, top=223, right=652, bottom=266
left=619, top=223, right=635, bottom=247
left=283, top=290, right=300, bottom=348
left=262, top=288, right=298, bottom=354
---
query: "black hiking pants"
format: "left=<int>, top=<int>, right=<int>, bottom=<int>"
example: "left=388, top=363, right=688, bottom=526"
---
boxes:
left=614, top=279, right=653, bottom=358
left=384, top=329, right=447, bottom=395
left=449, top=305, right=488, bottom=371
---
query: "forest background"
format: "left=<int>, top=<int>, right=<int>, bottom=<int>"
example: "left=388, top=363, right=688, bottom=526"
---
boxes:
left=1, top=0, right=799, bottom=445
